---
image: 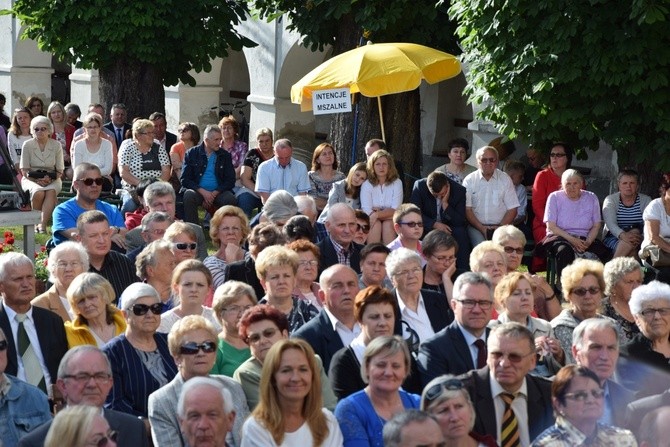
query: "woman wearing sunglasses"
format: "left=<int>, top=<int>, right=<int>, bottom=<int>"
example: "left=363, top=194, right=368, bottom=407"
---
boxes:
left=234, top=304, right=336, bottom=411
left=64, top=273, right=126, bottom=348
left=241, top=338, right=343, bottom=447
left=158, top=259, right=221, bottom=334
left=493, top=226, right=561, bottom=321
left=19, top=114, right=64, bottom=233
left=550, top=259, right=614, bottom=365
left=149, top=315, right=249, bottom=447
left=531, top=365, right=636, bottom=446
left=164, top=221, right=200, bottom=262
left=45, top=405, right=117, bottom=447
left=420, top=375, right=497, bottom=447
left=71, top=112, right=114, bottom=191
left=103, top=282, right=178, bottom=417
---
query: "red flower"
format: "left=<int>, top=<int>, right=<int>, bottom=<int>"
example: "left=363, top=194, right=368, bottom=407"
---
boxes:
left=5, top=237, right=14, bottom=245
left=3, top=231, right=11, bottom=238
left=41, top=246, right=47, bottom=252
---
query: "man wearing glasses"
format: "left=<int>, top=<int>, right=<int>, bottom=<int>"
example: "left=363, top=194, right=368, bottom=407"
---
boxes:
left=417, top=272, right=493, bottom=385
left=18, top=345, right=148, bottom=447
left=462, top=146, right=519, bottom=247
left=457, top=323, right=554, bottom=446
left=52, top=162, right=127, bottom=249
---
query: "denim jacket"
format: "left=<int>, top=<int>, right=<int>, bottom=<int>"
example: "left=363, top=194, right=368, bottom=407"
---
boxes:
left=179, top=142, right=236, bottom=193
left=0, top=374, right=51, bottom=447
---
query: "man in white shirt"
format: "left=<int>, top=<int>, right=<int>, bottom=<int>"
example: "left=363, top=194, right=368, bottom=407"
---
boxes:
left=463, top=146, right=519, bottom=247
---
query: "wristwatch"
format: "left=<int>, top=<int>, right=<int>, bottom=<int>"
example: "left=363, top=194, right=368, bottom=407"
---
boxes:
left=111, top=226, right=120, bottom=235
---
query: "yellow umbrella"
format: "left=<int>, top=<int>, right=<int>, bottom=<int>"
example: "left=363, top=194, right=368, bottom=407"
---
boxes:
left=291, top=42, right=461, bottom=140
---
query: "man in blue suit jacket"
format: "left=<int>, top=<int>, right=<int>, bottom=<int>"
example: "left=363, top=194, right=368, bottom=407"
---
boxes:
left=18, top=345, right=149, bottom=447
left=292, top=265, right=361, bottom=372
left=417, top=272, right=493, bottom=386
left=410, top=171, right=470, bottom=269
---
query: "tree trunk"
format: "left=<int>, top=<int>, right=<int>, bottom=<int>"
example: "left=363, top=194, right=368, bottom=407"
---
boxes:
left=328, top=15, right=422, bottom=200
left=98, top=58, right=165, bottom=120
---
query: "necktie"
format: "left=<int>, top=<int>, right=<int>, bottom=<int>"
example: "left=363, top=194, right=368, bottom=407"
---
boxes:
left=500, top=392, right=521, bottom=447
left=15, top=313, right=46, bottom=393
left=116, top=128, right=123, bottom=146
left=474, top=338, right=487, bottom=368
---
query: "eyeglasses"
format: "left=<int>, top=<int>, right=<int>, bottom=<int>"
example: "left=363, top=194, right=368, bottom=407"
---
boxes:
left=432, top=254, right=456, bottom=263
left=219, top=226, right=242, bottom=233
left=357, top=224, right=370, bottom=234
left=130, top=303, right=163, bottom=316
left=571, top=287, right=601, bottom=297
left=394, top=267, right=422, bottom=278
left=0, top=340, right=7, bottom=351
left=56, top=261, right=83, bottom=270
left=223, top=305, right=254, bottom=315
left=503, top=246, right=524, bottom=255
left=564, top=389, right=605, bottom=401
left=550, top=153, right=567, bottom=158
left=456, top=299, right=493, bottom=310
left=640, top=307, right=670, bottom=318
left=177, top=128, right=190, bottom=133
left=33, top=127, right=48, bottom=132
left=142, top=228, right=166, bottom=236
left=173, top=242, right=197, bottom=251
left=90, top=430, right=118, bottom=447
left=489, top=351, right=535, bottom=363
left=479, top=157, right=496, bottom=163
left=140, top=131, right=155, bottom=135
left=398, top=221, right=423, bottom=228
left=62, top=372, right=112, bottom=383
left=423, top=378, right=464, bottom=404
left=179, top=341, right=217, bottom=355
left=299, top=260, right=319, bottom=267
left=246, top=327, right=278, bottom=344
left=77, top=177, right=104, bottom=186
left=85, top=125, right=100, bottom=130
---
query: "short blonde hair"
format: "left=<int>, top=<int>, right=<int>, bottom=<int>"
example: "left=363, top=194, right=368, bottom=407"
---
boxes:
left=164, top=221, right=197, bottom=242
left=209, top=205, right=249, bottom=247
left=561, top=258, right=606, bottom=304
left=132, top=119, right=154, bottom=139
left=45, top=405, right=100, bottom=447
left=255, top=245, right=299, bottom=280
left=361, top=335, right=410, bottom=384
left=494, top=272, right=534, bottom=310
left=469, top=241, right=505, bottom=271
left=212, top=281, right=257, bottom=323
left=167, top=315, right=218, bottom=357
left=492, top=225, right=526, bottom=247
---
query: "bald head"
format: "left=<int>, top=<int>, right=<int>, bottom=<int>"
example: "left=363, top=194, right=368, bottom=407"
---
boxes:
left=326, top=203, right=357, bottom=247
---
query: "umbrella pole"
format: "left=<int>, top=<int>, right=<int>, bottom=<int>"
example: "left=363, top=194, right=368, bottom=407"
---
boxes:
left=351, top=98, right=359, bottom=166
left=377, top=97, right=386, bottom=141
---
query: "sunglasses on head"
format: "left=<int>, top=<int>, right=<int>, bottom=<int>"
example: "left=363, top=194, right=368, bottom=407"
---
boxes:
left=0, top=340, right=7, bottom=351
left=131, top=303, right=162, bottom=316
left=77, top=177, right=104, bottom=186
left=94, top=430, right=118, bottom=447
left=424, top=378, right=465, bottom=403
left=174, top=242, right=197, bottom=251
left=179, top=341, right=217, bottom=355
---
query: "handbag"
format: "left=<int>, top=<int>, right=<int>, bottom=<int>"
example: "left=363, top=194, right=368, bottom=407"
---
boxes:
left=27, top=169, right=56, bottom=179
left=644, top=244, right=670, bottom=268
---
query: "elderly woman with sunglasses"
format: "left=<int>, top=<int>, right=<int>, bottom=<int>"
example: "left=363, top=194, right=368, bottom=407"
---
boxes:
left=164, top=221, right=200, bottom=262
left=20, top=114, right=64, bottom=233
left=550, top=259, right=616, bottom=365
left=493, top=225, right=561, bottom=321
left=158, top=259, right=222, bottom=334
left=210, top=281, right=257, bottom=377
left=531, top=365, right=636, bottom=447
left=65, top=273, right=126, bottom=348
left=233, top=304, right=336, bottom=411
left=103, top=282, right=178, bottom=417
left=421, top=375, right=498, bottom=447
left=148, top=315, right=249, bottom=447
left=618, top=280, right=670, bottom=397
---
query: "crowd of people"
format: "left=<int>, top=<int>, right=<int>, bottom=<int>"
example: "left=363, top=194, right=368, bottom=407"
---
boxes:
left=3, top=99, right=670, bottom=446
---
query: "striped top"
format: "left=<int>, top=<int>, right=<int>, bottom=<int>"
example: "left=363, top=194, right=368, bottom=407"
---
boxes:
left=615, top=195, right=643, bottom=231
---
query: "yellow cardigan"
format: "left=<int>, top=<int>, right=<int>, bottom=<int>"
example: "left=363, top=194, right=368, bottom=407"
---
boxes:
left=64, top=309, right=127, bottom=348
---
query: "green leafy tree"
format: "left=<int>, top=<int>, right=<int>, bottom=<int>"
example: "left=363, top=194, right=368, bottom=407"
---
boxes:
left=3, top=0, right=255, bottom=117
left=449, top=0, right=670, bottom=182
left=253, top=0, right=460, bottom=186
